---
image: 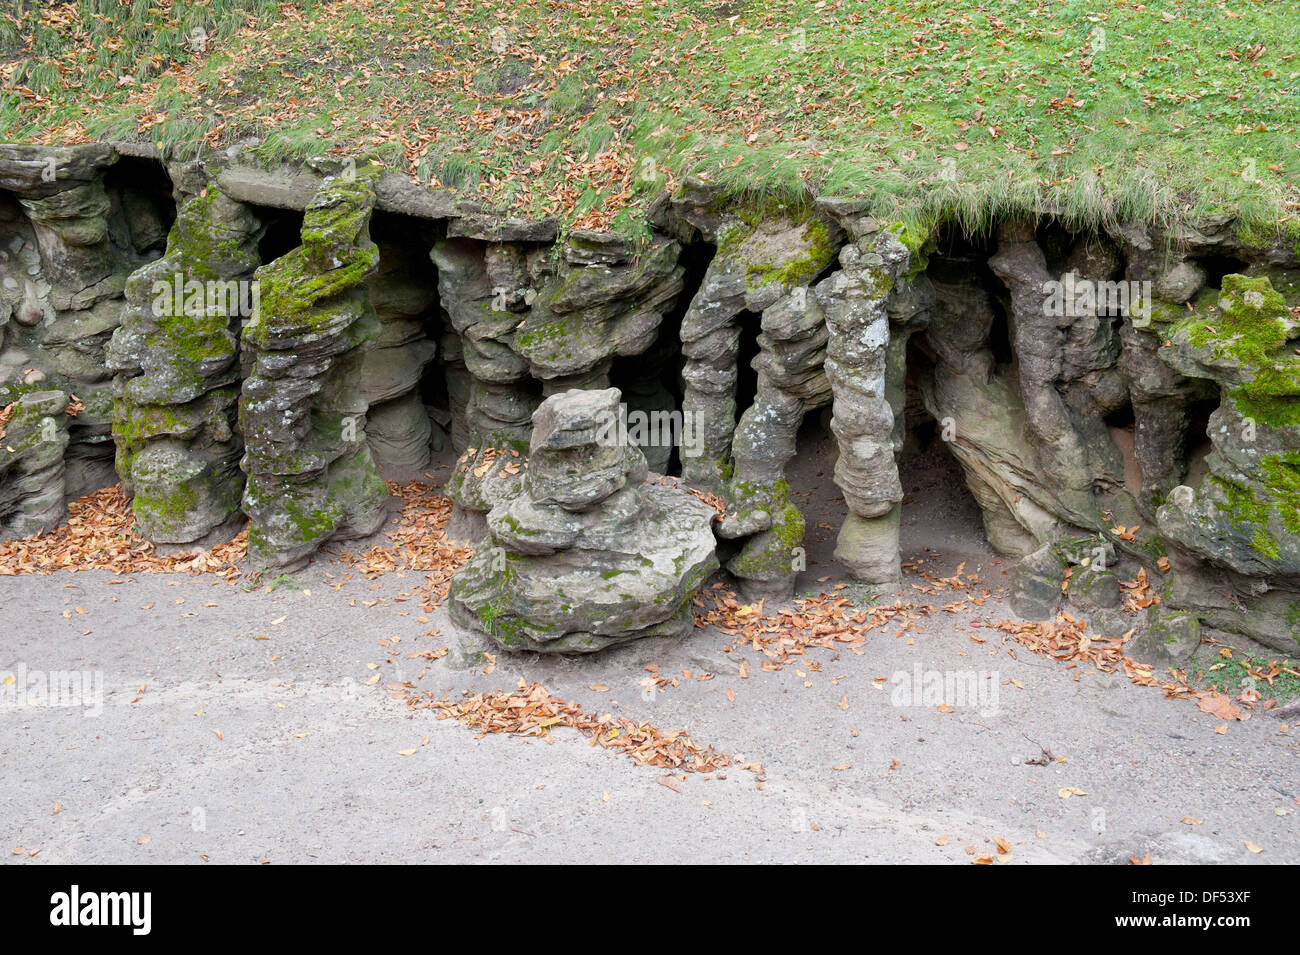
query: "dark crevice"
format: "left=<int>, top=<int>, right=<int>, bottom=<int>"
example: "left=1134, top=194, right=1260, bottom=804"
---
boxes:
left=1197, top=253, right=1251, bottom=290
left=734, top=309, right=762, bottom=424
left=1183, top=395, right=1219, bottom=484
left=252, top=206, right=305, bottom=264
left=105, top=156, right=176, bottom=254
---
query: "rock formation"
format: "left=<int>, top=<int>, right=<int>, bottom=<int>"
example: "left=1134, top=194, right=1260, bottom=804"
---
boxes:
left=2, top=141, right=1299, bottom=657
left=821, top=227, right=912, bottom=588
left=1154, top=274, right=1300, bottom=651
left=107, top=183, right=263, bottom=547
left=449, top=388, right=719, bottom=653
left=0, top=144, right=164, bottom=521
left=0, top=389, right=70, bottom=537
left=238, top=166, right=390, bottom=570
left=669, top=191, right=841, bottom=496
left=430, top=238, right=540, bottom=453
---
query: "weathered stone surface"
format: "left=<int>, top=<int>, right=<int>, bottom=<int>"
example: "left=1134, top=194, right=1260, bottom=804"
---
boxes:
left=444, top=445, right=527, bottom=543
left=1009, top=543, right=1067, bottom=621
left=0, top=389, right=70, bottom=537
left=107, top=185, right=262, bottom=544
left=987, top=221, right=1135, bottom=532
left=1128, top=606, right=1201, bottom=668
left=430, top=238, right=537, bottom=451
left=359, top=238, right=438, bottom=475
left=833, top=507, right=901, bottom=590
left=719, top=286, right=830, bottom=553
left=820, top=230, right=910, bottom=586
left=675, top=204, right=841, bottom=493
left=516, top=232, right=683, bottom=393
left=239, top=167, right=390, bottom=570
left=1144, top=273, right=1300, bottom=648
left=1067, top=567, right=1121, bottom=613
left=449, top=388, right=718, bottom=653
left=0, top=144, right=166, bottom=519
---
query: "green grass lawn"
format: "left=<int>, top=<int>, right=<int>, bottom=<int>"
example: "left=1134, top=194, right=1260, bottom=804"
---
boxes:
left=2, top=0, right=1297, bottom=239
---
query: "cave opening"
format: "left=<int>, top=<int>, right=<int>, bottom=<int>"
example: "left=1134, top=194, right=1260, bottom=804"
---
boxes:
left=1183, top=395, right=1220, bottom=487
left=926, top=229, right=1016, bottom=372
left=896, top=330, right=999, bottom=563
left=1196, top=253, right=1251, bottom=290
left=104, top=155, right=175, bottom=256
left=362, top=211, right=448, bottom=473
left=1104, top=399, right=1136, bottom=429
left=253, top=206, right=306, bottom=264
left=607, top=237, right=713, bottom=477
left=1034, top=219, right=1082, bottom=276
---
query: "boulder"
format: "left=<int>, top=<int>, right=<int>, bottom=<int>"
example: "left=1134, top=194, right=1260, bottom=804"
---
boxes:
left=449, top=387, right=719, bottom=653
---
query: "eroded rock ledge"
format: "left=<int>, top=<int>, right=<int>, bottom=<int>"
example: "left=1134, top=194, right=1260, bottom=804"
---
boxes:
left=3, top=142, right=1300, bottom=655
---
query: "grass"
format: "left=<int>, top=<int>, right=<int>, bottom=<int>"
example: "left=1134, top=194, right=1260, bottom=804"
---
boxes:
left=1186, top=645, right=1300, bottom=706
left=2, top=0, right=1298, bottom=238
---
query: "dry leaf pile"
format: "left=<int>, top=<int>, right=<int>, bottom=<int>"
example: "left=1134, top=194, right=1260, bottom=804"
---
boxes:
left=407, top=679, right=732, bottom=773
left=337, top=481, right=475, bottom=611
left=0, top=485, right=247, bottom=577
left=989, top=612, right=1280, bottom=723
left=1120, top=568, right=1161, bottom=613
left=457, top=446, right=526, bottom=481
left=694, top=584, right=930, bottom=669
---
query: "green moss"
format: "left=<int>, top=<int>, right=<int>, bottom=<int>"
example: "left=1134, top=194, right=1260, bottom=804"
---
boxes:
left=890, top=220, right=936, bottom=283
left=1286, top=602, right=1300, bottom=641
left=133, top=479, right=199, bottom=534
left=1260, top=452, right=1300, bottom=536
left=1209, top=475, right=1280, bottom=561
left=1179, top=274, right=1300, bottom=427
left=1140, top=534, right=1168, bottom=561
left=744, top=218, right=835, bottom=290
left=728, top=498, right=805, bottom=580
left=1237, top=217, right=1300, bottom=254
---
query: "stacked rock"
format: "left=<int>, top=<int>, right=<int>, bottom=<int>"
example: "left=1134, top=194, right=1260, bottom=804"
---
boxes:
left=449, top=387, right=719, bottom=653
left=0, top=144, right=147, bottom=510
left=0, top=389, right=70, bottom=537
left=430, top=239, right=539, bottom=453
left=107, top=185, right=263, bottom=547
left=822, top=230, right=911, bottom=588
left=239, top=167, right=390, bottom=570
left=515, top=231, right=684, bottom=394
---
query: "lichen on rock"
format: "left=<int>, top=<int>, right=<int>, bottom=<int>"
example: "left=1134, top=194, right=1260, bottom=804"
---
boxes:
left=107, top=183, right=263, bottom=546
left=238, top=165, right=390, bottom=570
left=449, top=387, right=718, bottom=653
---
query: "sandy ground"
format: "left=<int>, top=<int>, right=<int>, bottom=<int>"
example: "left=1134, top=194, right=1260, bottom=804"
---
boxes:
left=2, top=435, right=1297, bottom=865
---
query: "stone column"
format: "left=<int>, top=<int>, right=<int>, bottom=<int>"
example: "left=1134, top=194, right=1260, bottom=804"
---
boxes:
left=239, top=166, right=390, bottom=570
left=430, top=239, right=537, bottom=452
left=822, top=230, right=910, bottom=588
left=107, top=185, right=262, bottom=547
